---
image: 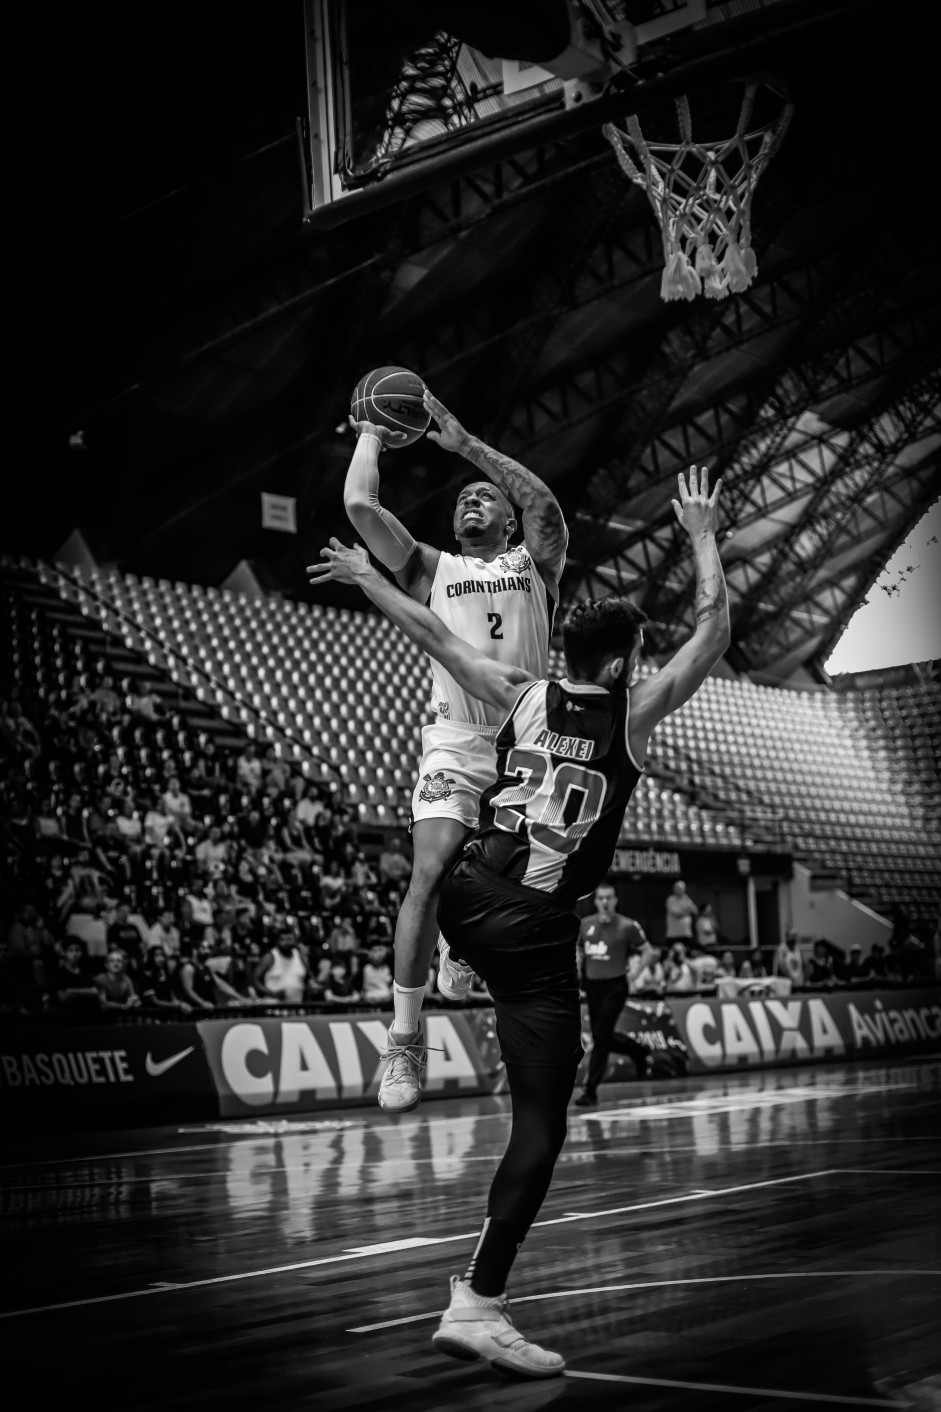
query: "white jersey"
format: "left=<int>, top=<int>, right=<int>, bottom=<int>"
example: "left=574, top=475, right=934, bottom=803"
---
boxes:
left=427, top=543, right=553, bottom=729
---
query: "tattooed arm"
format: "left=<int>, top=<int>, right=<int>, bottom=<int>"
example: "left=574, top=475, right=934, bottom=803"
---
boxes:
left=424, top=391, right=568, bottom=596
left=628, top=467, right=730, bottom=764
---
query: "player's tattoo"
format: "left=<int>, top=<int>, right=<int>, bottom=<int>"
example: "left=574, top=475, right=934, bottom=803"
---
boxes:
left=462, top=439, right=568, bottom=569
left=695, top=570, right=728, bottom=624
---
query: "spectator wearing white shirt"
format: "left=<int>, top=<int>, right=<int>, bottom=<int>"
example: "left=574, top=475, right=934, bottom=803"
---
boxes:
left=665, top=880, right=699, bottom=941
left=161, top=776, right=194, bottom=833
left=147, top=908, right=182, bottom=957
left=237, top=744, right=263, bottom=795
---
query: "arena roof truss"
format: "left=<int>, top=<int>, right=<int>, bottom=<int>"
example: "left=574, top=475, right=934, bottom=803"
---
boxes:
left=33, top=2, right=940, bottom=688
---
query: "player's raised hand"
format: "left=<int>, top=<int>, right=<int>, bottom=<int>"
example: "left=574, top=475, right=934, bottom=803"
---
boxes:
left=672, top=465, right=721, bottom=539
left=306, top=538, right=375, bottom=587
left=348, top=415, right=408, bottom=448
left=423, top=390, right=469, bottom=454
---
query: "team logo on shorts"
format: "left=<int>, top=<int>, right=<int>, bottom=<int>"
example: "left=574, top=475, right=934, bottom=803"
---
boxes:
left=419, top=771, right=455, bottom=802
left=498, top=546, right=532, bottom=575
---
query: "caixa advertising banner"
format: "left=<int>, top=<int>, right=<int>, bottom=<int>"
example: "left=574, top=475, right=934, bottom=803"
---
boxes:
left=667, top=988, right=941, bottom=1074
left=197, top=1010, right=500, bottom=1116
left=0, top=1022, right=217, bottom=1124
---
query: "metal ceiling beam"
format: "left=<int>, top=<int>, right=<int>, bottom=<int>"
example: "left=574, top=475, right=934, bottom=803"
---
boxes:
left=742, top=369, right=941, bottom=665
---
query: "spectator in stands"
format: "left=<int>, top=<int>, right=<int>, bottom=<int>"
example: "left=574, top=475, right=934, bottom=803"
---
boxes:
left=128, top=681, right=165, bottom=722
left=664, top=941, right=695, bottom=992
left=195, top=824, right=229, bottom=878
left=238, top=804, right=270, bottom=855
left=180, top=935, right=247, bottom=1010
left=350, top=851, right=377, bottom=890
left=807, top=940, right=837, bottom=988
left=53, top=938, right=100, bottom=1014
left=716, top=950, right=738, bottom=978
left=321, top=860, right=348, bottom=911
left=296, top=782, right=325, bottom=831
left=378, top=835, right=412, bottom=888
left=106, top=901, right=146, bottom=968
left=6, top=905, right=54, bottom=1010
left=147, top=906, right=182, bottom=957
left=361, top=943, right=394, bottom=1006
left=140, top=946, right=190, bottom=1013
left=774, top=931, right=805, bottom=986
left=232, top=744, right=259, bottom=796
left=95, top=949, right=141, bottom=1011
left=143, top=797, right=185, bottom=874
left=254, top=928, right=309, bottom=1004
left=326, top=913, right=359, bottom=955
left=278, top=805, right=315, bottom=881
left=91, top=675, right=121, bottom=720
left=842, top=943, right=874, bottom=986
left=694, top=903, right=719, bottom=949
left=323, top=956, right=360, bottom=1007
left=630, top=945, right=666, bottom=997
left=262, top=746, right=291, bottom=798
left=161, top=775, right=194, bottom=835
left=68, top=847, right=112, bottom=913
left=738, top=947, right=767, bottom=979
left=867, top=941, right=888, bottom=979
left=115, top=798, right=145, bottom=868
left=183, top=881, right=214, bottom=945
left=665, top=880, right=699, bottom=942
left=687, top=941, right=719, bottom=990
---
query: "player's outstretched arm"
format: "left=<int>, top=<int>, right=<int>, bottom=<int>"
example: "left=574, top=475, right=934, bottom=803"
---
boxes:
left=307, top=540, right=534, bottom=714
left=628, top=467, right=731, bottom=763
left=342, top=421, right=441, bottom=602
left=424, top=391, right=568, bottom=594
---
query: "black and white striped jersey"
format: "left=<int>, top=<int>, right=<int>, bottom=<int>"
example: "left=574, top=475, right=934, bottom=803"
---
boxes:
left=466, top=677, right=643, bottom=909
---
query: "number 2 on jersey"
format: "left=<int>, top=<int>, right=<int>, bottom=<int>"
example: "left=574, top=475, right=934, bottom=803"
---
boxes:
left=490, top=746, right=607, bottom=855
left=487, top=612, right=503, bottom=640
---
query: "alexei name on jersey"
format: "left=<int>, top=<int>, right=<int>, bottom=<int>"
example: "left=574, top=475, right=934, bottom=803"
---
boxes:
left=445, top=575, right=532, bottom=599
left=530, top=727, right=595, bottom=761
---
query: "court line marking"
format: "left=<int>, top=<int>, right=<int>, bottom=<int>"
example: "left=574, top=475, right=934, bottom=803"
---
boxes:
left=347, top=1270, right=941, bottom=1332
left=0, top=1168, right=839, bottom=1318
left=563, top=1368, right=908, bottom=1407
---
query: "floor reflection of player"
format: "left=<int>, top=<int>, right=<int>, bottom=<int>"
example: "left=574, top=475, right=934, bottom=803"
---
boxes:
left=343, top=391, right=567, bottom=1114
left=310, top=466, right=729, bottom=1378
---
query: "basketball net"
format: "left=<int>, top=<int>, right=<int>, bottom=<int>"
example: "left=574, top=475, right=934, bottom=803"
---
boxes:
left=603, top=82, right=793, bottom=302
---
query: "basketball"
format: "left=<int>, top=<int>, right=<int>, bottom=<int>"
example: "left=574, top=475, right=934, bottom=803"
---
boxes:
left=350, top=366, right=430, bottom=447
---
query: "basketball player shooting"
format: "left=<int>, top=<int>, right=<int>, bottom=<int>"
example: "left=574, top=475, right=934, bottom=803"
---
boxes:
left=309, top=467, right=729, bottom=1377
left=343, top=389, right=567, bottom=1113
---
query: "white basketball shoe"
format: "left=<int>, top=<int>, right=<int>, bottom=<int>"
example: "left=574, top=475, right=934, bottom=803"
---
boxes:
left=377, top=1026, right=426, bottom=1113
left=437, top=937, right=474, bottom=1002
left=432, top=1276, right=565, bottom=1379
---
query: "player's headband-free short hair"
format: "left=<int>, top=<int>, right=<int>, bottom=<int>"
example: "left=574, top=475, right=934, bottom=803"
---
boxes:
left=561, top=596, right=648, bottom=677
left=457, top=482, right=516, bottom=521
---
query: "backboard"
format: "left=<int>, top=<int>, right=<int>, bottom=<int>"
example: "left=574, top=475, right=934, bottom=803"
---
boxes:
left=298, top=0, right=833, bottom=229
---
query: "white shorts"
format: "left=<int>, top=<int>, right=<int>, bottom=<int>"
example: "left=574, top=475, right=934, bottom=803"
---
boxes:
left=410, top=721, right=499, bottom=829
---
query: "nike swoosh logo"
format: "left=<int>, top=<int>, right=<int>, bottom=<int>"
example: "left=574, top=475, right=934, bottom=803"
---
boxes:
left=145, top=1047, right=195, bottom=1077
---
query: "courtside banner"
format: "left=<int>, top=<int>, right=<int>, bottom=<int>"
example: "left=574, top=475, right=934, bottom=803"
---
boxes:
left=198, top=1010, right=495, bottom=1116
left=667, top=987, right=941, bottom=1074
left=0, top=1022, right=217, bottom=1121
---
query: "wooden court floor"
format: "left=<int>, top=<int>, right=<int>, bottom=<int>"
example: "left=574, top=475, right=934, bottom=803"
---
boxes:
left=2, top=1059, right=939, bottom=1411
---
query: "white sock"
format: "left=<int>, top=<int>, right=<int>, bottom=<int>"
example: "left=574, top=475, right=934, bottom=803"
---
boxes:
left=392, top=982, right=425, bottom=1039
left=457, top=1279, right=504, bottom=1309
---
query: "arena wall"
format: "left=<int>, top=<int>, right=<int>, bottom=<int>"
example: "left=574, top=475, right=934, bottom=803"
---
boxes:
left=787, top=863, right=895, bottom=952
left=2, top=987, right=938, bottom=1127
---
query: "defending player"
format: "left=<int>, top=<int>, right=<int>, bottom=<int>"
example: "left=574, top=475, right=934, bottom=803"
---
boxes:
left=309, top=466, right=729, bottom=1378
left=343, top=390, right=567, bottom=1113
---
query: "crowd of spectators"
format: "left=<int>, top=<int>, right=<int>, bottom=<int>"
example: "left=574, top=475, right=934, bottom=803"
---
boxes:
left=2, top=658, right=937, bottom=1021
left=0, top=659, right=468, bottom=1019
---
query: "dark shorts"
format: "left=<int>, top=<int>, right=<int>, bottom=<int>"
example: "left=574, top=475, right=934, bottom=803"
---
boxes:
left=437, top=856, right=584, bottom=1069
